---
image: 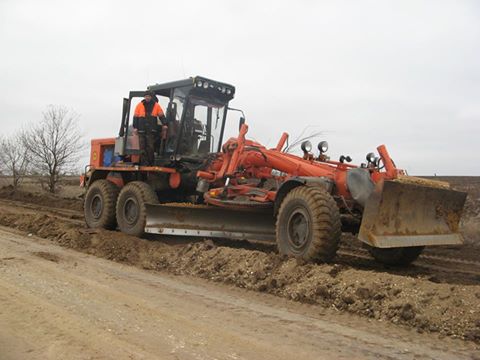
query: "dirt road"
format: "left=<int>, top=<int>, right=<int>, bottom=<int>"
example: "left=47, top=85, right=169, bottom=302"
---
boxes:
left=0, top=226, right=478, bottom=360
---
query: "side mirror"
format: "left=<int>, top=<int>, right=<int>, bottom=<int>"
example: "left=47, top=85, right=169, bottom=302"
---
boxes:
left=238, top=116, right=246, bottom=131
left=119, top=98, right=129, bottom=136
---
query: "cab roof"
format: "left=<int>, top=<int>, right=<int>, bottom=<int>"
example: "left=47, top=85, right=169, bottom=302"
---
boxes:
left=129, top=76, right=235, bottom=99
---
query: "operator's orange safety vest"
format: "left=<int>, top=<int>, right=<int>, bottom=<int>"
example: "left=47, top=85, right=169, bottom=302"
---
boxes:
left=134, top=101, right=164, bottom=117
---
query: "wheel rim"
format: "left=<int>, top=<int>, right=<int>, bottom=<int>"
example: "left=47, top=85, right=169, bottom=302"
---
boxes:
left=287, top=207, right=310, bottom=252
left=90, top=194, right=103, bottom=219
left=123, top=197, right=139, bottom=225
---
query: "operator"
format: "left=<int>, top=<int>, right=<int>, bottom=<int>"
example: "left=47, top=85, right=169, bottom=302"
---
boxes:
left=133, top=90, right=166, bottom=165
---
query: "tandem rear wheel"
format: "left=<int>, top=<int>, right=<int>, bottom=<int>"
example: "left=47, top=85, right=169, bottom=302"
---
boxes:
left=84, top=179, right=119, bottom=230
left=116, top=181, right=159, bottom=237
left=276, top=186, right=341, bottom=262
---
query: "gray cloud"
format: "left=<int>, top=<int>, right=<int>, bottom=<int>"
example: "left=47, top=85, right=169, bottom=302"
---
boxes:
left=1, top=0, right=478, bottom=175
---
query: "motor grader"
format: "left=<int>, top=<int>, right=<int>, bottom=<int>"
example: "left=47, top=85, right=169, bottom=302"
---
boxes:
left=82, top=76, right=467, bottom=266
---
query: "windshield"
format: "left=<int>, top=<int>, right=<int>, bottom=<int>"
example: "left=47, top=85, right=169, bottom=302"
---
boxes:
left=176, top=95, right=226, bottom=156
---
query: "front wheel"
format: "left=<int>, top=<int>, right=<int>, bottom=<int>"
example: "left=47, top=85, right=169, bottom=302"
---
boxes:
left=367, top=246, right=424, bottom=266
left=276, top=186, right=341, bottom=262
left=116, top=181, right=159, bottom=237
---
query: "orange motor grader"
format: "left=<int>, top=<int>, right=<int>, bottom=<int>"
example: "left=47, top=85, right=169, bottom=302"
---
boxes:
left=82, top=76, right=467, bottom=266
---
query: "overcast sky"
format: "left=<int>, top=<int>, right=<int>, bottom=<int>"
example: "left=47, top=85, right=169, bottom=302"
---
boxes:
left=1, top=0, right=479, bottom=175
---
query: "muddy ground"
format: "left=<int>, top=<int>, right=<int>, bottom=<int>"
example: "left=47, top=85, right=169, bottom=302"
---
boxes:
left=0, top=178, right=83, bottom=212
left=3, top=227, right=478, bottom=360
left=0, top=176, right=479, bottom=347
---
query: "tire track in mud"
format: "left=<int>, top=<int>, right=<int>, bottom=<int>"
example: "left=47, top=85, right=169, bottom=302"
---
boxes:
left=0, top=198, right=479, bottom=344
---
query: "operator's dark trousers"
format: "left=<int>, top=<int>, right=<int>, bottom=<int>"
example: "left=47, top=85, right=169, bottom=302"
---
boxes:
left=136, top=118, right=158, bottom=165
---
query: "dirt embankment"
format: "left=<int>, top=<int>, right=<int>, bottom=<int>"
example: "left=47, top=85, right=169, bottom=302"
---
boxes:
left=0, top=185, right=83, bottom=212
left=0, top=208, right=479, bottom=344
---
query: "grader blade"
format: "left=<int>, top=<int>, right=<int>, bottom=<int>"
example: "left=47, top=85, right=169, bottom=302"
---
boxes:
left=145, top=204, right=276, bottom=242
left=358, top=179, right=467, bottom=248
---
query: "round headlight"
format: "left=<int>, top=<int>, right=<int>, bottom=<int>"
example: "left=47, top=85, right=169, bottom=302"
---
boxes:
left=203, top=81, right=209, bottom=89
left=226, top=88, right=232, bottom=95
left=196, top=80, right=203, bottom=87
left=301, top=140, right=312, bottom=153
left=366, top=152, right=375, bottom=163
left=221, top=87, right=226, bottom=94
left=318, top=141, right=328, bottom=153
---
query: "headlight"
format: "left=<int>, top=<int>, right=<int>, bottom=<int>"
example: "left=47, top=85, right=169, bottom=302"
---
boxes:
left=196, top=80, right=203, bottom=87
left=366, top=152, right=375, bottom=163
left=301, top=140, right=312, bottom=153
left=221, top=87, right=226, bottom=94
left=318, top=141, right=328, bottom=153
left=226, top=88, right=232, bottom=95
left=203, top=81, right=209, bottom=89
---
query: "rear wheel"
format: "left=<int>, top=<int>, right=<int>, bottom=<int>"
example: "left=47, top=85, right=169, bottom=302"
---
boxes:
left=84, top=179, right=119, bottom=230
left=276, top=186, right=341, bottom=262
left=116, top=181, right=159, bottom=237
left=368, top=246, right=424, bottom=266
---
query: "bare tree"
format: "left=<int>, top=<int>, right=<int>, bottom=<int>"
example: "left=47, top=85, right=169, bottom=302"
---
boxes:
left=0, top=133, right=30, bottom=190
left=22, top=105, right=85, bottom=193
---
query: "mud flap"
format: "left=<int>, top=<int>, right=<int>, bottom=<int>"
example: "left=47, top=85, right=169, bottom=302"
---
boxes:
left=358, top=180, right=467, bottom=248
left=145, top=204, right=276, bottom=242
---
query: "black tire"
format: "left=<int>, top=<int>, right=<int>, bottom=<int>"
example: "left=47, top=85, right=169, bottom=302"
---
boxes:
left=116, top=181, right=159, bottom=237
left=84, top=179, right=119, bottom=230
left=368, top=246, right=424, bottom=266
left=276, top=186, right=341, bottom=262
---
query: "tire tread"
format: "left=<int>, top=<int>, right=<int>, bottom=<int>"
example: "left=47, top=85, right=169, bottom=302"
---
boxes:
left=116, top=181, right=159, bottom=236
left=84, top=179, right=119, bottom=230
left=276, top=186, right=341, bottom=262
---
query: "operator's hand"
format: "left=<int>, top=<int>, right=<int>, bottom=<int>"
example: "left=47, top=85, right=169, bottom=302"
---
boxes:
left=158, top=115, right=167, bottom=126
